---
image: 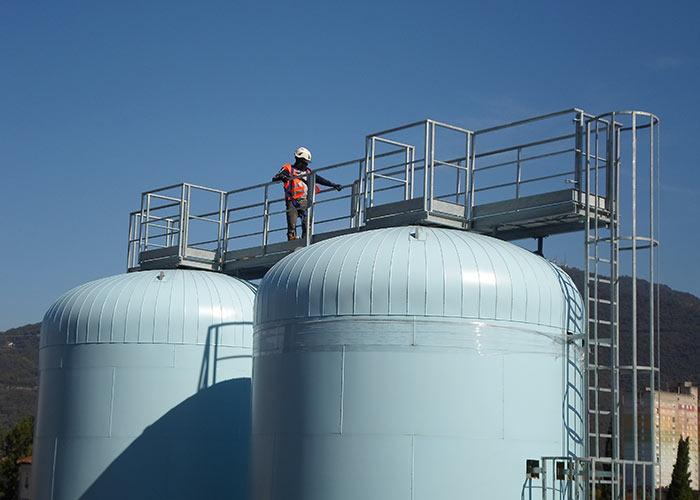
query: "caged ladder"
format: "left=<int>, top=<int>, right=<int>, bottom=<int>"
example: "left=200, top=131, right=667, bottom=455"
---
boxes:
left=582, top=111, right=660, bottom=500
left=524, top=111, right=660, bottom=500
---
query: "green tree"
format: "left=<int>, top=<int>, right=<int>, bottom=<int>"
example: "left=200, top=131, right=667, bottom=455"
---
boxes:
left=667, top=436, right=694, bottom=500
left=0, top=416, right=34, bottom=500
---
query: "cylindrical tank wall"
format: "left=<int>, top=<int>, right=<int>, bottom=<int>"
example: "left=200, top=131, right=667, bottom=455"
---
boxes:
left=252, top=226, right=585, bottom=500
left=32, top=270, right=255, bottom=500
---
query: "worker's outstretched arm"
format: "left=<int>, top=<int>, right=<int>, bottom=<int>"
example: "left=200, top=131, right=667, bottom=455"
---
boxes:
left=315, top=174, right=342, bottom=191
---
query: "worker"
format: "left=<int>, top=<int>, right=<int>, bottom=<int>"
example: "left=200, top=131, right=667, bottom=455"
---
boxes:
left=272, top=147, right=342, bottom=241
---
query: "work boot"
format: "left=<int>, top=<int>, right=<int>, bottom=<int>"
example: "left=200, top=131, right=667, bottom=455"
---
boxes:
left=287, top=233, right=297, bottom=241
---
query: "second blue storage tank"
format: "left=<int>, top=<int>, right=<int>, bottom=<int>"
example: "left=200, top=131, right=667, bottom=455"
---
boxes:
left=252, top=226, right=584, bottom=499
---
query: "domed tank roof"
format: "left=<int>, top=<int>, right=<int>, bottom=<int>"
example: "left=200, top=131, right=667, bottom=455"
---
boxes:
left=42, top=270, right=255, bottom=347
left=256, top=226, right=581, bottom=330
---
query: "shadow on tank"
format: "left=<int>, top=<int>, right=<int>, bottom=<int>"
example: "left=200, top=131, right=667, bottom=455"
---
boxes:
left=198, top=322, right=253, bottom=391
left=80, top=377, right=251, bottom=500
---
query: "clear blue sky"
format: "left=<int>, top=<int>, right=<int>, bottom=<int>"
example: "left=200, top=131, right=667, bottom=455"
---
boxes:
left=1, top=1, right=699, bottom=330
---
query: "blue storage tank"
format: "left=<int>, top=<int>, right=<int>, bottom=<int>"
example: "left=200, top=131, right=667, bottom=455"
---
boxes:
left=252, top=226, right=584, bottom=500
left=32, top=270, right=255, bottom=500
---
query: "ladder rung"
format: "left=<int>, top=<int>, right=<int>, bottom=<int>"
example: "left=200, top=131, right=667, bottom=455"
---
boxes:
left=589, top=319, right=613, bottom=325
left=588, top=297, right=612, bottom=305
left=588, top=256, right=611, bottom=263
left=588, top=387, right=612, bottom=393
left=588, top=409, right=612, bottom=415
left=589, top=277, right=612, bottom=284
left=589, top=340, right=612, bottom=347
left=620, top=244, right=653, bottom=252
left=589, top=433, right=613, bottom=438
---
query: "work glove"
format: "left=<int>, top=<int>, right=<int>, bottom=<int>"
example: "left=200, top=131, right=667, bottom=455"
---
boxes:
left=333, top=183, right=343, bottom=191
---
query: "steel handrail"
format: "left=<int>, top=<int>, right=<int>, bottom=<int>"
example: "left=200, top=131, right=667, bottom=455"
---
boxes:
left=188, top=238, right=221, bottom=247
left=144, top=223, right=178, bottom=232
left=313, top=214, right=352, bottom=225
left=366, top=157, right=424, bottom=175
left=473, top=170, right=576, bottom=194
left=373, top=173, right=407, bottom=183
left=143, top=182, right=226, bottom=196
left=433, top=159, right=468, bottom=171
left=475, top=148, right=574, bottom=172
left=475, top=133, right=575, bottom=159
left=141, top=214, right=182, bottom=224
left=143, top=199, right=181, bottom=209
left=141, top=182, right=186, bottom=196
left=188, top=214, right=222, bottom=224
left=474, top=108, right=586, bottom=135
left=429, top=119, right=473, bottom=134
left=226, top=199, right=276, bottom=212
left=223, top=149, right=403, bottom=197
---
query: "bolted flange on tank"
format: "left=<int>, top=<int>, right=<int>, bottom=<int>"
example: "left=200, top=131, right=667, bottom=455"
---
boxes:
left=33, top=269, right=255, bottom=500
left=251, top=226, right=584, bottom=500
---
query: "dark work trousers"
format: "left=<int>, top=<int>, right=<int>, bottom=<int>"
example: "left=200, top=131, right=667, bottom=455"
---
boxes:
left=286, top=197, right=308, bottom=240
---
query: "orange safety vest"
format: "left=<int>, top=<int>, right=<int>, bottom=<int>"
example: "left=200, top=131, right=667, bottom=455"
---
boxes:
left=281, top=163, right=320, bottom=201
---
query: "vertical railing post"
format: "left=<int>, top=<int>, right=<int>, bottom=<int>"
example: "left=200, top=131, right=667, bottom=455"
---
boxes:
left=464, top=132, right=473, bottom=211
left=575, top=111, right=584, bottom=192
left=127, top=212, right=136, bottom=269
left=463, top=134, right=470, bottom=211
left=359, top=157, right=366, bottom=230
left=370, top=137, right=376, bottom=207
left=429, top=121, right=436, bottom=212
left=454, top=160, right=461, bottom=204
left=179, top=184, right=188, bottom=260
left=631, top=112, right=639, bottom=475
left=217, top=191, right=225, bottom=269
left=144, top=193, right=151, bottom=251
left=350, top=180, right=360, bottom=229
left=516, top=147, right=522, bottom=201
left=467, top=133, right=477, bottom=227
left=404, top=146, right=410, bottom=200
left=423, top=121, right=430, bottom=211
left=165, top=218, right=172, bottom=247
left=583, top=119, right=592, bottom=467
left=648, top=115, right=657, bottom=500
left=605, top=119, right=614, bottom=213
left=409, top=146, right=415, bottom=198
left=306, top=172, right=316, bottom=246
left=614, top=119, right=622, bottom=472
left=222, top=192, right=231, bottom=258
left=262, top=185, right=270, bottom=247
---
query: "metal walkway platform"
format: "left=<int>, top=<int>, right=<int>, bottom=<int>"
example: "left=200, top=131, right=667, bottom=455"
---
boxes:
left=129, top=108, right=613, bottom=280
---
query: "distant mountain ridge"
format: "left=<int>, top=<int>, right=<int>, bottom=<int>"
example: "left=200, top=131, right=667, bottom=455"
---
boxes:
left=1, top=268, right=698, bottom=428
left=562, top=266, right=700, bottom=391
left=0, top=323, right=39, bottom=429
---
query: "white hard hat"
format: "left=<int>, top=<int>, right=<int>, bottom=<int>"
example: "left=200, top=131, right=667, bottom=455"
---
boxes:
left=294, top=146, right=312, bottom=163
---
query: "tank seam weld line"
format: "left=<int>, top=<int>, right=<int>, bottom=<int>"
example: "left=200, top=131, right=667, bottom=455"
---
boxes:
left=339, top=344, right=345, bottom=434
left=38, top=341, right=253, bottom=348
left=502, top=356, right=505, bottom=438
left=411, top=434, right=415, bottom=500
left=50, top=437, right=57, bottom=500
left=108, top=367, right=116, bottom=437
left=256, top=314, right=570, bottom=330
left=257, top=432, right=563, bottom=442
